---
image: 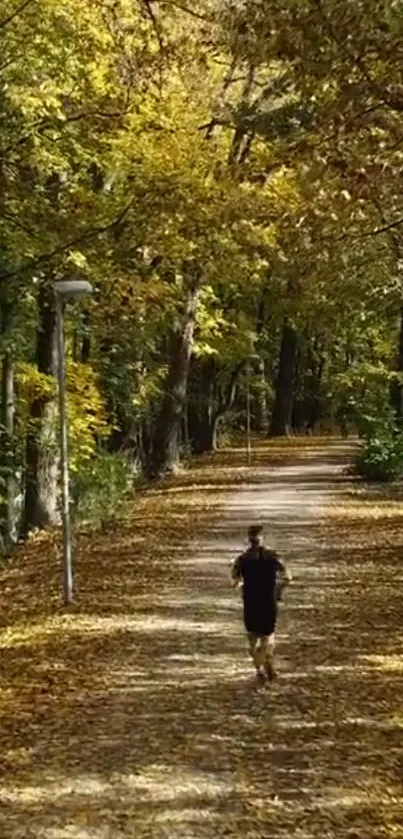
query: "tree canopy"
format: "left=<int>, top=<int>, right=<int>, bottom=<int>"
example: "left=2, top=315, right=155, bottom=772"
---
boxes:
left=1, top=0, right=403, bottom=541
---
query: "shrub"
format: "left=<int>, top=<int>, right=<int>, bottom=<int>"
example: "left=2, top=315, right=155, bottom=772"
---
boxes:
left=332, top=363, right=397, bottom=438
left=16, top=361, right=109, bottom=474
left=354, top=435, right=403, bottom=482
left=72, top=450, right=135, bottom=528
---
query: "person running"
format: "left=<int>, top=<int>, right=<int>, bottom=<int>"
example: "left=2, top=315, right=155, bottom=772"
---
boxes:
left=231, top=524, right=291, bottom=685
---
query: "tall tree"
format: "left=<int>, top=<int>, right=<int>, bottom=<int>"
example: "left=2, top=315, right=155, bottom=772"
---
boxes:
left=22, top=284, right=58, bottom=533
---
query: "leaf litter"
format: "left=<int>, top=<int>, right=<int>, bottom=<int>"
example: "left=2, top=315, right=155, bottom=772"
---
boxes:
left=0, top=439, right=402, bottom=838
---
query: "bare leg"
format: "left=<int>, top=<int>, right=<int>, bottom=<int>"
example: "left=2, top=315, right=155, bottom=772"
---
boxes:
left=264, top=633, right=276, bottom=680
left=248, top=633, right=267, bottom=684
left=248, top=633, right=260, bottom=669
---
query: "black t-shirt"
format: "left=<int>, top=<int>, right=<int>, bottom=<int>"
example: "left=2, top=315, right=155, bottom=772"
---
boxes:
left=234, top=547, right=283, bottom=602
left=233, top=547, right=285, bottom=634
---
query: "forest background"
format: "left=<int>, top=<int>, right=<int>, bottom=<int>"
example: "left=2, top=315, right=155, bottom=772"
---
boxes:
left=2, top=0, right=403, bottom=548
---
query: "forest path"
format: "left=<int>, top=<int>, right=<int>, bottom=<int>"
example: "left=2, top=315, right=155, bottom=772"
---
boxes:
left=1, top=442, right=402, bottom=838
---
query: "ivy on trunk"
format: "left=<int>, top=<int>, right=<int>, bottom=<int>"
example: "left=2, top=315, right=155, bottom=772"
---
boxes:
left=23, top=284, right=59, bottom=534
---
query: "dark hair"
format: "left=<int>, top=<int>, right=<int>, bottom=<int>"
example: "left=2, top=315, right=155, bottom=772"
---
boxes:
left=248, top=524, right=263, bottom=539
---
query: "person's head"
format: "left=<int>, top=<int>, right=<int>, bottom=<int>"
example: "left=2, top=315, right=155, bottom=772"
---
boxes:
left=248, top=524, right=263, bottom=547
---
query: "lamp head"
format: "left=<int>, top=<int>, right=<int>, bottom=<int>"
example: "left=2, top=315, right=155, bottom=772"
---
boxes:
left=54, top=279, right=93, bottom=299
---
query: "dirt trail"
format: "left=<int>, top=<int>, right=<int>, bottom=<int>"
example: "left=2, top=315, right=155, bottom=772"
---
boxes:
left=1, top=443, right=402, bottom=839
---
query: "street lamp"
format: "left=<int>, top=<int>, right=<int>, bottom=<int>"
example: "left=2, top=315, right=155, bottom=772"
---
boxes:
left=54, top=278, right=93, bottom=604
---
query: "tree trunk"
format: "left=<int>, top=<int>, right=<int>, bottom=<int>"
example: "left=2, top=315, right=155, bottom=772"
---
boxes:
left=390, top=305, right=403, bottom=426
left=291, top=347, right=304, bottom=431
left=188, top=358, right=242, bottom=455
left=307, top=354, right=325, bottom=432
left=370, top=204, right=403, bottom=429
left=190, top=406, right=219, bottom=454
left=0, top=350, right=15, bottom=548
left=148, top=279, right=200, bottom=478
left=188, top=357, right=216, bottom=455
left=81, top=310, right=91, bottom=363
left=23, top=285, right=59, bottom=534
left=252, top=357, right=269, bottom=432
left=269, top=319, right=298, bottom=437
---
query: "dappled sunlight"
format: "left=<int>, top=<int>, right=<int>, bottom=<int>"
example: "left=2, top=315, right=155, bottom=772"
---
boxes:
left=3, top=764, right=237, bottom=839
left=44, top=829, right=111, bottom=839
left=274, top=715, right=403, bottom=732
left=358, top=654, right=403, bottom=672
left=0, top=441, right=401, bottom=838
left=327, top=499, right=403, bottom=519
left=0, top=764, right=233, bottom=805
left=0, top=612, right=237, bottom=650
left=0, top=776, right=107, bottom=805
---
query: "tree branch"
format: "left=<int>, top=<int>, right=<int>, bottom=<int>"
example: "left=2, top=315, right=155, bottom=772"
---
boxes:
left=158, top=0, right=212, bottom=22
left=372, top=199, right=403, bottom=260
left=0, top=201, right=134, bottom=283
left=0, top=0, right=35, bottom=30
left=0, top=210, right=41, bottom=240
left=353, top=217, right=403, bottom=240
left=215, top=362, right=244, bottom=419
left=313, top=0, right=389, bottom=110
left=0, top=108, right=129, bottom=160
left=330, top=216, right=403, bottom=247
left=142, top=0, right=165, bottom=53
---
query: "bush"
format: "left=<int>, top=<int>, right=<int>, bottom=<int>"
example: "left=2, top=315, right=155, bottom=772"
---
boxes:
left=354, top=435, right=403, bottom=482
left=16, top=361, right=109, bottom=474
left=72, top=451, right=135, bottom=528
left=332, top=363, right=397, bottom=439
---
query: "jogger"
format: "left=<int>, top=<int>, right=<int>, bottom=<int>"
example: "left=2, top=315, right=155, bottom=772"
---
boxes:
left=232, top=525, right=291, bottom=683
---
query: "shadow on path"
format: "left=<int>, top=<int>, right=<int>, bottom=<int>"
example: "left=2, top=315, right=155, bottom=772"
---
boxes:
left=0, top=442, right=402, bottom=838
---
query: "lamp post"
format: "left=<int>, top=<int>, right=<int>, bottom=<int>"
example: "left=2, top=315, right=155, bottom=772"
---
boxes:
left=54, top=278, right=93, bottom=604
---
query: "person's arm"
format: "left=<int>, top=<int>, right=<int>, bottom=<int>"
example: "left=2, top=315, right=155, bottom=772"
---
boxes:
left=231, top=555, right=243, bottom=588
left=273, top=552, right=292, bottom=600
left=275, top=555, right=292, bottom=586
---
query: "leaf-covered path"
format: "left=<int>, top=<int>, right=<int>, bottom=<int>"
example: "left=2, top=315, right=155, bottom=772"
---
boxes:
left=1, top=442, right=402, bottom=838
